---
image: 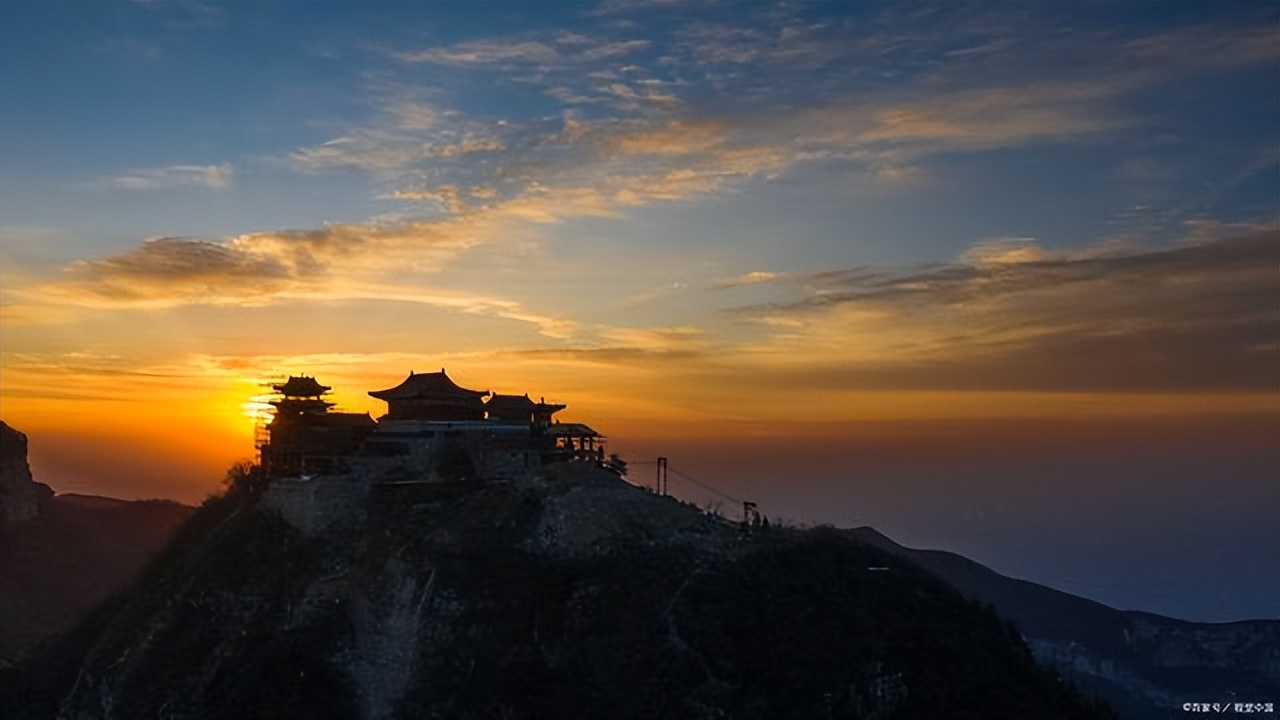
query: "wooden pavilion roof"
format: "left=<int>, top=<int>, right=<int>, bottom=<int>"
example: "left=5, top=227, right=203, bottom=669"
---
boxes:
left=368, top=369, right=489, bottom=401
left=486, top=393, right=567, bottom=414
left=273, top=376, right=331, bottom=398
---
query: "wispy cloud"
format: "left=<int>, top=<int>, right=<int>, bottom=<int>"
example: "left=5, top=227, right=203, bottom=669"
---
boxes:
left=286, top=62, right=1129, bottom=228
left=290, top=131, right=415, bottom=173
left=395, top=35, right=650, bottom=68
left=598, top=325, right=708, bottom=353
left=290, top=130, right=508, bottom=174
left=105, top=163, right=233, bottom=190
left=41, top=217, right=481, bottom=306
left=713, top=270, right=783, bottom=289
left=62, top=236, right=297, bottom=301
left=20, top=211, right=588, bottom=338
left=608, top=120, right=729, bottom=155
left=312, top=284, right=578, bottom=340
left=738, top=222, right=1280, bottom=393
left=12, top=5, right=1276, bottom=404
left=93, top=37, right=164, bottom=61
left=784, top=82, right=1125, bottom=178
left=274, top=4, right=1276, bottom=240
left=1115, top=22, right=1279, bottom=74
left=131, top=0, right=226, bottom=31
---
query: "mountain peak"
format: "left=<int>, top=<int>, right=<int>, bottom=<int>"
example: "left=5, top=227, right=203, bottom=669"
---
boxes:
left=5, top=462, right=1110, bottom=720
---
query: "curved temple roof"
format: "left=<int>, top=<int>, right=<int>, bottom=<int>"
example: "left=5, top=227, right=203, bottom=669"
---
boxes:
left=273, top=376, right=332, bottom=398
left=486, top=393, right=564, bottom=411
left=485, top=393, right=537, bottom=411
left=368, top=369, right=489, bottom=401
left=486, top=393, right=567, bottom=423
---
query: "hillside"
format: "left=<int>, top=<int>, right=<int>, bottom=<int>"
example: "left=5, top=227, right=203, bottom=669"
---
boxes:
left=0, top=494, right=193, bottom=665
left=0, top=422, right=194, bottom=665
left=3, top=463, right=1109, bottom=720
left=849, top=528, right=1280, bottom=719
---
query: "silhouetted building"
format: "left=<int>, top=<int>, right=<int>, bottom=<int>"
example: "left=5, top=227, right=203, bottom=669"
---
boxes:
left=544, top=423, right=605, bottom=464
left=485, top=393, right=566, bottom=425
left=260, top=376, right=375, bottom=478
left=368, top=369, right=489, bottom=421
left=259, top=369, right=606, bottom=482
left=367, top=370, right=606, bottom=474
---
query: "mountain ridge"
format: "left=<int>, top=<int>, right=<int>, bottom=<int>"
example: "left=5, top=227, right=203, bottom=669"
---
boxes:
left=845, top=526, right=1280, bottom=718
left=3, top=463, right=1112, bottom=719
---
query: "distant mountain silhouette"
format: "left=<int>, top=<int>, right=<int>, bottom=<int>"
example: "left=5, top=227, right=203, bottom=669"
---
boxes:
left=2, top=463, right=1110, bottom=719
left=848, top=527, right=1280, bottom=719
left=0, top=422, right=193, bottom=666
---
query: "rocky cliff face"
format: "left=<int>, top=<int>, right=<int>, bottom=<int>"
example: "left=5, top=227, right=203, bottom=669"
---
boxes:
left=0, top=422, right=50, bottom=525
left=4, top=463, right=1110, bottom=720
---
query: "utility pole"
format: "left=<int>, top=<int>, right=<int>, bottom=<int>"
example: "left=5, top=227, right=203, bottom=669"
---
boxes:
left=656, top=456, right=668, bottom=495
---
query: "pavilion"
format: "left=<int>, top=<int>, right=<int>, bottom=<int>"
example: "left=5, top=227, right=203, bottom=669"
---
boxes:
left=368, top=369, right=489, bottom=421
left=259, top=376, right=376, bottom=477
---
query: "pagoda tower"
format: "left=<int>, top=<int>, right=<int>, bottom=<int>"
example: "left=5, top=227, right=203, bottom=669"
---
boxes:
left=270, top=376, right=334, bottom=418
left=262, top=375, right=374, bottom=478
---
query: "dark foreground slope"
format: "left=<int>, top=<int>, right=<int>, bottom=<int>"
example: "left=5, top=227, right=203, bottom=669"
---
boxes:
left=0, top=421, right=193, bottom=665
left=0, top=495, right=193, bottom=665
left=3, top=464, right=1109, bottom=720
left=848, top=528, right=1280, bottom=720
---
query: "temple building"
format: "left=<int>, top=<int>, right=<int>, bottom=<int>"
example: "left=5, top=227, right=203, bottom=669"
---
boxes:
left=545, top=423, right=605, bottom=464
left=258, top=376, right=375, bottom=477
left=484, top=393, right=566, bottom=425
left=368, top=369, right=488, bottom=421
left=259, top=369, right=605, bottom=481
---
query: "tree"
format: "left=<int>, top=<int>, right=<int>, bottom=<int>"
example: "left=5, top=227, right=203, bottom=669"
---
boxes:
left=222, top=461, right=265, bottom=497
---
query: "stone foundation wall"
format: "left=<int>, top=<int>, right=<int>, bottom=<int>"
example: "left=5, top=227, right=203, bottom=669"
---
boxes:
left=259, top=473, right=370, bottom=535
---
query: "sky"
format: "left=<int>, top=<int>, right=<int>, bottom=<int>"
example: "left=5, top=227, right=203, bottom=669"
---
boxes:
left=0, top=1, right=1276, bottom=622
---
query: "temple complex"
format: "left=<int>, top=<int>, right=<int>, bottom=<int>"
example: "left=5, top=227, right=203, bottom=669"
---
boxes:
left=257, top=370, right=606, bottom=481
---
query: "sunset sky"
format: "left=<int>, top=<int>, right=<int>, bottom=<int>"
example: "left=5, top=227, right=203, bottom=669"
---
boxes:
left=1, top=2, right=1276, bottom=622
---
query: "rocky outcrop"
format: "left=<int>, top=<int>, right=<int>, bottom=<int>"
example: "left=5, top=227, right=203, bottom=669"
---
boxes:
left=0, top=422, right=51, bottom=525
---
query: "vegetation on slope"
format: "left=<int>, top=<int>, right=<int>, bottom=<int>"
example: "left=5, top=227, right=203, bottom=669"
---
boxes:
left=4, top=464, right=1113, bottom=719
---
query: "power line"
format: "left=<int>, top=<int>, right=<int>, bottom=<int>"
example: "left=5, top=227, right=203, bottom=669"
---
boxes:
left=616, top=452, right=748, bottom=510
left=666, top=465, right=742, bottom=506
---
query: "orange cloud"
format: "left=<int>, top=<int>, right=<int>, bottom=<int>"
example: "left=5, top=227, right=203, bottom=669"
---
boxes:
left=611, top=120, right=730, bottom=155
left=736, top=222, right=1280, bottom=393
